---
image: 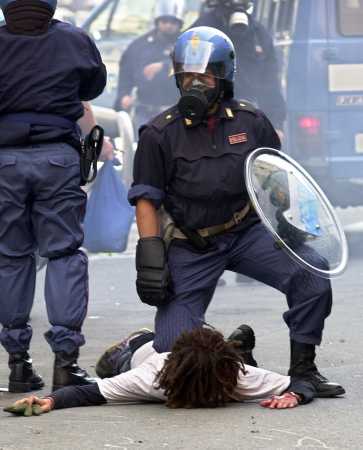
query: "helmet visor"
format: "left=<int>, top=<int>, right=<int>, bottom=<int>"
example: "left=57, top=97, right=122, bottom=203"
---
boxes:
left=173, top=38, right=228, bottom=78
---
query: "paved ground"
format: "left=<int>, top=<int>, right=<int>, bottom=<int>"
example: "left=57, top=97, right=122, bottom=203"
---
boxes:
left=0, top=214, right=362, bottom=450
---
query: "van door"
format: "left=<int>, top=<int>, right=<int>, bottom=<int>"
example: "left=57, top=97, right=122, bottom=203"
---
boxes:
left=326, top=0, right=363, bottom=186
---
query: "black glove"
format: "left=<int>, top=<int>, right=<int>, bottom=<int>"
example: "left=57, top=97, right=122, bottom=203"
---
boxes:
left=136, top=237, right=170, bottom=307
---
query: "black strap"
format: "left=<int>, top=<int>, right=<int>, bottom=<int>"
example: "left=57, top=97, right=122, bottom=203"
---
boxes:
left=80, top=125, right=104, bottom=185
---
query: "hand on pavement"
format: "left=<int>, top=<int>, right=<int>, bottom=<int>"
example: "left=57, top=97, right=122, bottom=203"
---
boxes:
left=3, top=396, right=54, bottom=417
left=143, top=62, right=163, bottom=81
left=260, top=392, right=300, bottom=409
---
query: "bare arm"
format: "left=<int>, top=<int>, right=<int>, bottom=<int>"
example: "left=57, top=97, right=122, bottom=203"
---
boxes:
left=78, top=101, right=97, bottom=135
left=136, top=199, right=161, bottom=238
left=78, top=102, right=114, bottom=161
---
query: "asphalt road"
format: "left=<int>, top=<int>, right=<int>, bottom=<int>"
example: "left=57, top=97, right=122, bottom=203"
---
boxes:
left=0, top=215, right=362, bottom=450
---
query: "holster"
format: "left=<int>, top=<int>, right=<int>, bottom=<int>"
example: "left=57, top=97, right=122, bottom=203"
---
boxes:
left=80, top=125, right=104, bottom=186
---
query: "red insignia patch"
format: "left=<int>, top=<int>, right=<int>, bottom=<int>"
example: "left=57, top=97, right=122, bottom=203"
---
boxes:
left=228, top=133, right=248, bottom=145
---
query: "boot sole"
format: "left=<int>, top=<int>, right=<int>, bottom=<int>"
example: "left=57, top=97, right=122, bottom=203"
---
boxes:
left=8, top=380, right=45, bottom=393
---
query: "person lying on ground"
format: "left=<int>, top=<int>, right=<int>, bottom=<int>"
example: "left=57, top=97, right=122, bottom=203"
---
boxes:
left=3, top=326, right=318, bottom=416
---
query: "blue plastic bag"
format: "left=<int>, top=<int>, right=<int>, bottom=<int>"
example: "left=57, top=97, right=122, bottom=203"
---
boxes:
left=83, top=160, right=134, bottom=253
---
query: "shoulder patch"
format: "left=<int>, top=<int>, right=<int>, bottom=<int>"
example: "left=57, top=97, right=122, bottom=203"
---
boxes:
left=233, top=99, right=259, bottom=116
left=149, top=106, right=181, bottom=132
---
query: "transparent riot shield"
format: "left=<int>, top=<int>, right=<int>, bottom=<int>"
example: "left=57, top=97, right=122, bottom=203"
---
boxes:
left=245, top=148, right=348, bottom=278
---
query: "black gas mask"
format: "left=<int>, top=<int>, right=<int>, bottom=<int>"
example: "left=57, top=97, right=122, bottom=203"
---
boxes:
left=3, top=0, right=55, bottom=36
left=208, top=0, right=253, bottom=33
left=177, top=75, right=222, bottom=122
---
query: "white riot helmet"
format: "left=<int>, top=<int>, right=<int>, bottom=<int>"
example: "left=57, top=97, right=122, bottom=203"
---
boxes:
left=154, top=0, right=185, bottom=26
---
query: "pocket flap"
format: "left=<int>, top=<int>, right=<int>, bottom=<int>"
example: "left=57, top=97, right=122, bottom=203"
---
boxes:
left=48, top=155, right=79, bottom=168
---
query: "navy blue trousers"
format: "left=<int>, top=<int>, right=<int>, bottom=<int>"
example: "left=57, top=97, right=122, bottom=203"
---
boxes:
left=0, top=144, right=88, bottom=355
left=153, top=223, right=332, bottom=352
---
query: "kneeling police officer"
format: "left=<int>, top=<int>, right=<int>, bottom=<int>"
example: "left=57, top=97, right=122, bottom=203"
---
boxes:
left=128, top=26, right=344, bottom=398
left=0, top=0, right=106, bottom=392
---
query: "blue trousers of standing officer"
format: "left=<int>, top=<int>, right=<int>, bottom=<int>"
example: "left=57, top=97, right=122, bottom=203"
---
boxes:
left=153, top=222, right=333, bottom=353
left=0, top=144, right=88, bottom=355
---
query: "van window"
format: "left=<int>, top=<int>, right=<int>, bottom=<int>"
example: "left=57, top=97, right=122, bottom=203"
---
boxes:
left=338, top=0, right=363, bottom=36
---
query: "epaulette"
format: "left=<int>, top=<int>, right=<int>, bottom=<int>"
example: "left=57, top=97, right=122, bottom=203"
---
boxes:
left=149, top=106, right=181, bottom=132
left=233, top=99, right=259, bottom=116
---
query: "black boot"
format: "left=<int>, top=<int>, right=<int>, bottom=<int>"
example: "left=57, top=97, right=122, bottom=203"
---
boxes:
left=288, top=340, right=345, bottom=398
left=228, top=324, right=258, bottom=367
left=8, top=352, right=44, bottom=393
left=52, top=350, right=97, bottom=392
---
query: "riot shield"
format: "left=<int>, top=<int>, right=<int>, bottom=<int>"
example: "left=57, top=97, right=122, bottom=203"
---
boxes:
left=245, top=148, right=348, bottom=278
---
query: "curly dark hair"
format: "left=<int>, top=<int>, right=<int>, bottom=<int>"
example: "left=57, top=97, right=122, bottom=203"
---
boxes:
left=155, top=328, right=246, bottom=408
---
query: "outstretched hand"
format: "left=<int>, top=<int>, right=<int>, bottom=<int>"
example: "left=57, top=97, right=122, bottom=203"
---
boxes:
left=3, top=396, right=54, bottom=417
left=260, top=392, right=300, bottom=409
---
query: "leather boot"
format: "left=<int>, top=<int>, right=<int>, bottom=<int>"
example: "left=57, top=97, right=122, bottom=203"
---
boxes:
left=8, top=352, right=44, bottom=393
left=228, top=324, right=258, bottom=367
left=52, top=350, right=96, bottom=392
left=288, top=340, right=345, bottom=398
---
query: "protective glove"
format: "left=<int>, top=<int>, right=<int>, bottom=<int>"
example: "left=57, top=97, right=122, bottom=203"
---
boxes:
left=136, top=237, right=170, bottom=307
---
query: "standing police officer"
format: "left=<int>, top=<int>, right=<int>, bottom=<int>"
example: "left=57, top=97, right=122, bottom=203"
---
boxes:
left=128, top=27, right=344, bottom=398
left=0, top=0, right=106, bottom=392
left=192, top=0, right=286, bottom=135
left=113, top=0, right=184, bottom=131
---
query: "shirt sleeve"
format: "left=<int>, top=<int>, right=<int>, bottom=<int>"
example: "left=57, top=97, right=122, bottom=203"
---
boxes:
left=255, top=111, right=281, bottom=149
left=114, top=45, right=136, bottom=110
left=128, top=126, right=166, bottom=209
left=49, top=384, right=107, bottom=409
left=231, top=365, right=291, bottom=401
left=97, top=353, right=167, bottom=403
left=287, top=378, right=316, bottom=404
left=78, top=35, right=107, bottom=101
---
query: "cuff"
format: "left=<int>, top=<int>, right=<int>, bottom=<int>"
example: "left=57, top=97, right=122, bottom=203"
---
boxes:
left=287, top=378, right=317, bottom=404
left=128, top=184, right=165, bottom=209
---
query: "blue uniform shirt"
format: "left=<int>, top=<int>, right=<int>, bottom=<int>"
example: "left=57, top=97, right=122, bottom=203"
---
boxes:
left=114, top=29, right=179, bottom=111
left=192, top=12, right=286, bottom=129
left=0, top=20, right=106, bottom=148
left=128, top=99, right=281, bottom=230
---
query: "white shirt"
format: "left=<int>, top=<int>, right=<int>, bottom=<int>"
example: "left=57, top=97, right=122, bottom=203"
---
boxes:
left=97, top=342, right=291, bottom=404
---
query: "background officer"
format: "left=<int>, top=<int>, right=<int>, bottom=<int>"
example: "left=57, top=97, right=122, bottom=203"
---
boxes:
left=192, top=0, right=286, bottom=136
left=0, top=0, right=106, bottom=392
left=113, top=0, right=185, bottom=131
left=128, top=26, right=344, bottom=399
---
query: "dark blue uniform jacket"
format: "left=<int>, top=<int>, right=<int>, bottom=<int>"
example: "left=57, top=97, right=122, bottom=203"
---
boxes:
left=0, top=20, right=106, bottom=148
left=192, top=12, right=286, bottom=129
left=128, top=99, right=281, bottom=230
left=114, top=29, right=178, bottom=111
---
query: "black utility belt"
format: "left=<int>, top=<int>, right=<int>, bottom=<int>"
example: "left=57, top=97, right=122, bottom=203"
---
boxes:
left=162, top=203, right=251, bottom=253
left=0, top=113, right=104, bottom=186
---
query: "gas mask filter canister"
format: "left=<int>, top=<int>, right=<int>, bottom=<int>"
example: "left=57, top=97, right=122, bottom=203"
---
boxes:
left=177, top=77, right=220, bottom=122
